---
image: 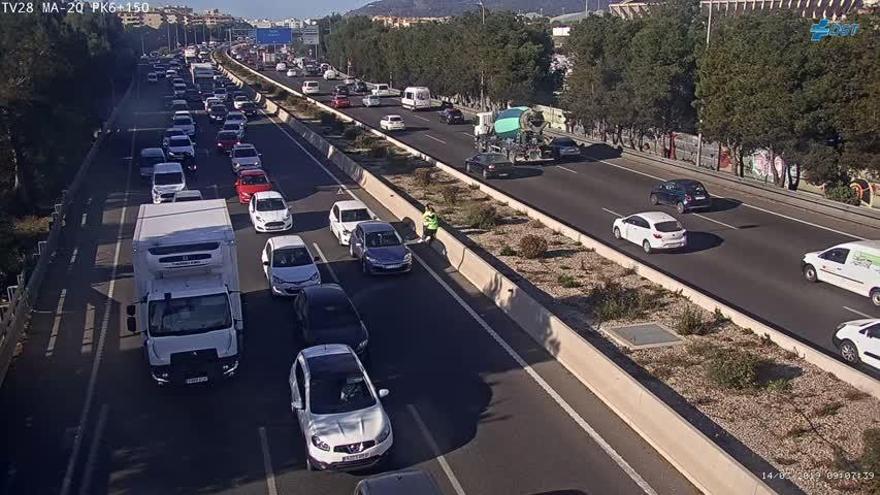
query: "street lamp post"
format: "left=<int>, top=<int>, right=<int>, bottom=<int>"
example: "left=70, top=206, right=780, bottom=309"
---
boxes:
left=476, top=1, right=486, bottom=110
left=695, top=1, right=714, bottom=169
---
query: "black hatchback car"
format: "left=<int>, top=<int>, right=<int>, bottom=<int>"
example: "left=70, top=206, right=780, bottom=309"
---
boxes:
left=649, top=179, right=712, bottom=213
left=208, top=104, right=228, bottom=123
left=333, top=84, right=350, bottom=96
left=440, top=108, right=464, bottom=125
left=464, top=152, right=514, bottom=179
left=294, top=284, right=370, bottom=358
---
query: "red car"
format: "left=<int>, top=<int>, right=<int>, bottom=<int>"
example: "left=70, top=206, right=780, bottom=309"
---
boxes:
left=330, top=95, right=350, bottom=108
left=215, top=130, right=240, bottom=154
left=235, top=169, right=272, bottom=203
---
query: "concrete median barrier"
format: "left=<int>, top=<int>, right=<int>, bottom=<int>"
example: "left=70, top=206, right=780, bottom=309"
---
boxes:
left=218, top=57, right=777, bottom=495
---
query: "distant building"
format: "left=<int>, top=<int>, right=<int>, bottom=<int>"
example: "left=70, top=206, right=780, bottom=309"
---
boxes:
left=202, top=9, right=234, bottom=26
left=371, top=15, right=449, bottom=28
left=609, top=0, right=862, bottom=19
left=117, top=5, right=235, bottom=29
left=552, top=26, right=572, bottom=36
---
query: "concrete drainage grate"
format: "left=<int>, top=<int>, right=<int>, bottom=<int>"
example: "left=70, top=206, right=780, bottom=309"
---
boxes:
left=604, top=323, right=684, bottom=350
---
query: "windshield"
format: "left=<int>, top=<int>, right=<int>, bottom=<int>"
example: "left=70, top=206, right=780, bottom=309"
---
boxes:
left=210, top=105, right=227, bottom=114
left=234, top=148, right=257, bottom=158
left=154, top=172, right=183, bottom=185
left=169, top=137, right=190, bottom=147
left=256, top=198, right=286, bottom=211
left=555, top=138, right=576, bottom=146
left=222, top=124, right=240, bottom=131
left=148, top=293, right=231, bottom=336
left=655, top=221, right=683, bottom=233
left=272, top=247, right=312, bottom=267
left=165, top=130, right=183, bottom=139
left=340, top=208, right=370, bottom=222
left=172, top=116, right=191, bottom=125
left=365, top=230, right=401, bottom=248
left=240, top=173, right=268, bottom=185
left=683, top=183, right=707, bottom=194
left=309, top=372, right=375, bottom=415
left=388, top=117, right=401, bottom=122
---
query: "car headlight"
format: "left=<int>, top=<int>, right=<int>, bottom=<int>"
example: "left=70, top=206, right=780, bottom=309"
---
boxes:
left=255, top=215, right=262, bottom=221
left=308, top=272, right=319, bottom=281
left=272, top=275, right=285, bottom=284
left=376, top=423, right=391, bottom=443
left=365, top=255, right=378, bottom=264
left=836, top=323, right=847, bottom=331
left=342, top=228, right=350, bottom=235
left=311, top=435, right=331, bottom=452
left=404, top=252, right=412, bottom=263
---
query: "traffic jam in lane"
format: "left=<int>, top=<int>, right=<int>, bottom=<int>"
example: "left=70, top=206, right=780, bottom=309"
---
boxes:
left=0, top=48, right=697, bottom=495
left=234, top=48, right=880, bottom=374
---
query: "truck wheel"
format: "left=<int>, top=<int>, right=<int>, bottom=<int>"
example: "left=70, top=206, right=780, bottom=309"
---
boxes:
left=872, top=289, right=880, bottom=307
left=803, top=264, right=817, bottom=282
left=840, top=340, right=860, bottom=364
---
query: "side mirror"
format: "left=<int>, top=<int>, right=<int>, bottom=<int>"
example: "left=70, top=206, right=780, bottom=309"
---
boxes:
left=378, top=389, right=390, bottom=398
left=313, top=256, right=321, bottom=262
left=262, top=261, right=269, bottom=266
left=126, top=317, right=137, bottom=333
left=126, top=304, right=136, bottom=317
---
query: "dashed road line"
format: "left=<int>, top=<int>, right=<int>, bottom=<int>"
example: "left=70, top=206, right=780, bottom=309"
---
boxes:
left=311, top=242, right=339, bottom=284
left=558, top=166, right=578, bottom=174
left=45, top=288, right=67, bottom=357
left=408, top=404, right=467, bottom=495
left=843, top=306, right=874, bottom=319
left=69, top=248, right=78, bottom=266
left=77, top=404, right=108, bottom=495
left=693, top=213, right=738, bottom=230
left=413, top=115, right=431, bottom=122
left=602, top=207, right=623, bottom=218
left=424, top=134, right=446, bottom=144
left=258, top=427, right=278, bottom=495
left=81, top=304, right=95, bottom=355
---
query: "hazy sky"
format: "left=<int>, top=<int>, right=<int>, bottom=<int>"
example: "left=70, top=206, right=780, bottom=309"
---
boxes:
left=172, top=0, right=370, bottom=19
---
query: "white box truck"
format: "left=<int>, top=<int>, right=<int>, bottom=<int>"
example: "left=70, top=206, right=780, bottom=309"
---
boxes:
left=126, top=199, right=243, bottom=385
left=190, top=62, right=215, bottom=92
left=401, top=86, right=432, bottom=111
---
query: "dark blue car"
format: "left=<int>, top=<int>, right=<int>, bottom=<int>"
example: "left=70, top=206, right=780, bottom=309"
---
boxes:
left=649, top=179, right=712, bottom=213
left=350, top=221, right=412, bottom=275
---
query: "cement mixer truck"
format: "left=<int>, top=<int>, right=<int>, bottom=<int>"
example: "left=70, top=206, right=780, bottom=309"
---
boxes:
left=473, top=106, right=553, bottom=163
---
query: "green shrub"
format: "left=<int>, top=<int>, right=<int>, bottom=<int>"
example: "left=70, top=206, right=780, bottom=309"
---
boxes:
left=354, top=133, right=375, bottom=149
left=588, top=280, right=658, bottom=321
left=368, top=145, right=388, bottom=158
left=440, top=185, right=460, bottom=204
left=557, top=274, right=581, bottom=288
left=812, top=401, right=843, bottom=417
left=860, top=429, right=880, bottom=476
left=342, top=126, right=363, bottom=141
left=527, top=219, right=544, bottom=229
left=463, top=203, right=499, bottom=230
left=706, top=348, right=761, bottom=390
left=765, top=378, right=791, bottom=393
left=413, top=168, right=434, bottom=187
left=499, top=244, right=516, bottom=256
left=519, top=235, right=548, bottom=259
left=675, top=305, right=707, bottom=336
left=319, top=112, right=337, bottom=127
left=825, top=183, right=861, bottom=205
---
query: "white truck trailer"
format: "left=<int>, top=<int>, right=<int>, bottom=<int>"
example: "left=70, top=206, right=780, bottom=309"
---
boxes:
left=190, top=62, right=215, bottom=92
left=126, top=199, right=243, bottom=385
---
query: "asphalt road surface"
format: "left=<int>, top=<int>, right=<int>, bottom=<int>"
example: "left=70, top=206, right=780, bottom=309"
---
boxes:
left=0, top=64, right=698, bottom=495
left=248, top=62, right=880, bottom=361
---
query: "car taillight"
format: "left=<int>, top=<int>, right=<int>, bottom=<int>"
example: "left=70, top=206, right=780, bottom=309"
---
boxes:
left=488, top=164, right=496, bottom=169
left=685, top=195, right=693, bottom=202
left=653, top=233, right=663, bottom=239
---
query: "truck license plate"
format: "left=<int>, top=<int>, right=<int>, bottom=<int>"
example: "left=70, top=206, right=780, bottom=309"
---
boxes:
left=186, top=376, right=208, bottom=384
left=343, top=452, right=371, bottom=462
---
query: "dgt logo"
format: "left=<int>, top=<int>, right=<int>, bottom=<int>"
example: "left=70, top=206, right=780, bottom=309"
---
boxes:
left=810, top=19, right=860, bottom=42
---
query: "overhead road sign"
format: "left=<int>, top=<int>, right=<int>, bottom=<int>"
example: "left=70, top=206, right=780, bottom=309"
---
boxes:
left=302, top=26, right=320, bottom=45
left=256, top=28, right=293, bottom=45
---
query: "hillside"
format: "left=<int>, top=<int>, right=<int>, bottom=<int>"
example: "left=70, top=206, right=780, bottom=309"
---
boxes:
left=346, top=0, right=602, bottom=18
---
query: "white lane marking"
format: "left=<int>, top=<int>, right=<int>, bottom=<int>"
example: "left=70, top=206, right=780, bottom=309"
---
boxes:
left=60, top=112, right=135, bottom=495
left=587, top=153, right=867, bottom=240
left=45, top=289, right=68, bottom=357
left=80, top=213, right=87, bottom=227
left=258, top=427, right=278, bottom=495
left=602, top=208, right=623, bottom=218
left=693, top=213, right=738, bottom=230
left=81, top=304, right=95, bottom=355
left=408, top=404, right=467, bottom=495
left=413, top=115, right=431, bottom=122
left=262, top=108, right=656, bottom=494
left=424, top=134, right=446, bottom=144
left=458, top=132, right=472, bottom=138
left=77, top=404, right=108, bottom=495
left=310, top=242, right=339, bottom=284
left=558, top=166, right=578, bottom=174
left=69, top=248, right=78, bottom=266
left=411, top=250, right=658, bottom=495
left=843, top=306, right=874, bottom=319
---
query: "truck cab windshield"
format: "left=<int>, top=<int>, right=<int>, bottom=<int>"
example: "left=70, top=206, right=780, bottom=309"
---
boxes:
left=148, top=293, right=231, bottom=336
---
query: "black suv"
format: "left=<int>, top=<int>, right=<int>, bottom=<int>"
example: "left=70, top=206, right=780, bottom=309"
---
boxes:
left=208, top=103, right=228, bottom=123
left=294, top=284, right=369, bottom=359
left=649, top=179, right=712, bottom=213
left=440, top=108, right=464, bottom=125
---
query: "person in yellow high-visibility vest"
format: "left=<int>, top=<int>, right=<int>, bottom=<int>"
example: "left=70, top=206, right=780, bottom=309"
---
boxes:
left=421, top=203, right=439, bottom=245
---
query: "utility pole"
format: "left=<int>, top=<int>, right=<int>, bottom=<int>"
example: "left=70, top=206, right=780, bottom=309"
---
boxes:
left=184, top=24, right=188, bottom=46
left=476, top=1, right=486, bottom=110
left=166, top=21, right=171, bottom=51
left=696, top=0, right=713, bottom=169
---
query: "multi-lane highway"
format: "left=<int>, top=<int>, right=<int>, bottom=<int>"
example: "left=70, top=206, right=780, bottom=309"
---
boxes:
left=243, top=60, right=880, bottom=358
left=0, top=61, right=698, bottom=494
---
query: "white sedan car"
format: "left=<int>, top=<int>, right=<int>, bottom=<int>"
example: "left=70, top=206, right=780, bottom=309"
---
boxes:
left=262, top=235, right=320, bottom=296
left=379, top=115, right=405, bottom=132
left=612, top=211, right=687, bottom=254
left=203, top=96, right=222, bottom=112
left=232, top=95, right=250, bottom=110
left=834, top=319, right=880, bottom=369
left=276, top=62, right=288, bottom=72
left=329, top=200, right=375, bottom=245
left=286, top=68, right=299, bottom=78
left=249, top=191, right=293, bottom=233
left=290, top=344, right=392, bottom=471
left=362, top=95, right=381, bottom=107
left=171, top=114, right=196, bottom=137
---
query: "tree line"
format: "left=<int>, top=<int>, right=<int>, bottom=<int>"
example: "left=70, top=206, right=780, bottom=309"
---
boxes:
left=324, top=12, right=559, bottom=108
left=0, top=12, right=138, bottom=282
left=560, top=2, right=878, bottom=188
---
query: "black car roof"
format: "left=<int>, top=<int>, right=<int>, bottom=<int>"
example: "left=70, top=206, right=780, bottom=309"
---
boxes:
left=302, top=283, right=349, bottom=304
left=358, top=221, right=395, bottom=234
left=669, top=179, right=704, bottom=187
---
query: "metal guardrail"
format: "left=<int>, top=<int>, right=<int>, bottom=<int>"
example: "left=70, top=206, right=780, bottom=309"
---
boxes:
left=0, top=78, right=135, bottom=386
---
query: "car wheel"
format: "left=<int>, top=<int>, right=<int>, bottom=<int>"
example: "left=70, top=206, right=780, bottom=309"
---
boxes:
left=649, top=193, right=659, bottom=205
left=803, top=264, right=818, bottom=282
left=465, top=163, right=472, bottom=174
left=676, top=202, right=686, bottom=214
left=840, top=340, right=861, bottom=364
left=872, top=289, right=880, bottom=307
left=482, top=169, right=490, bottom=179
left=349, top=242, right=356, bottom=258
left=305, top=457, right=314, bottom=472
left=613, top=227, right=621, bottom=239
left=642, top=240, right=652, bottom=254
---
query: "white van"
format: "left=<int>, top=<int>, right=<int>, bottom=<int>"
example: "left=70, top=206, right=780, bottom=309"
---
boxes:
left=803, top=240, right=880, bottom=305
left=372, top=84, right=393, bottom=97
left=401, top=86, right=432, bottom=111
left=302, top=81, right=320, bottom=95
